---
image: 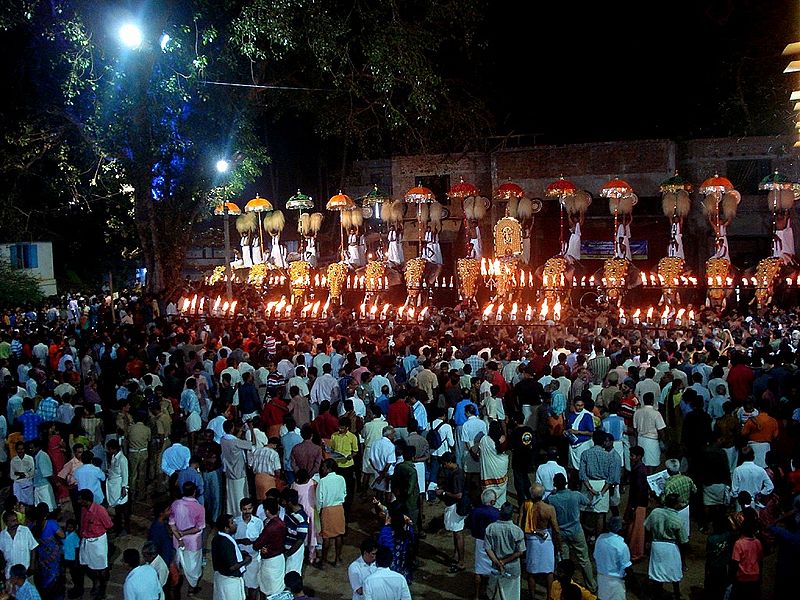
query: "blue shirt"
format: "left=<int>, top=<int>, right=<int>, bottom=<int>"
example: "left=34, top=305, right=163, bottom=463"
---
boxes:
left=281, top=430, right=302, bottom=471
left=180, top=389, right=200, bottom=415
left=63, top=531, right=80, bottom=560
left=176, top=467, right=204, bottom=505
left=547, top=488, right=591, bottom=538
left=15, top=580, right=41, bottom=600
left=148, top=520, right=175, bottom=566
left=593, top=532, right=632, bottom=578
left=454, top=399, right=478, bottom=426
left=567, top=411, right=595, bottom=444
left=17, top=411, right=44, bottom=442
left=161, top=443, right=191, bottom=476
left=468, top=504, right=500, bottom=540
left=376, top=394, right=390, bottom=416
left=74, top=463, right=106, bottom=504
left=36, top=397, right=58, bottom=422
left=7, top=395, right=23, bottom=422
left=602, top=415, right=625, bottom=442
left=551, top=391, right=567, bottom=417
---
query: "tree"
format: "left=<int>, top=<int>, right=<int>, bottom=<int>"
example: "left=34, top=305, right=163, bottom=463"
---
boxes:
left=0, top=261, right=44, bottom=306
left=0, top=0, right=491, bottom=292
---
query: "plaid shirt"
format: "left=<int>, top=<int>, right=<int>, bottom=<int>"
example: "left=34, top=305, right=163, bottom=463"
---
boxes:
left=662, top=473, right=697, bottom=507
left=465, top=355, right=485, bottom=375
left=36, top=397, right=58, bottom=422
left=579, top=445, right=621, bottom=484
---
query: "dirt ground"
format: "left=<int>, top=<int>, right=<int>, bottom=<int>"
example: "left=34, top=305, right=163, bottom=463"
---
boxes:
left=98, top=482, right=777, bottom=600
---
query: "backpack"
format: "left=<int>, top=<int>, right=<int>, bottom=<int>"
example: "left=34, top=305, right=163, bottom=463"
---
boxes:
left=426, top=420, right=447, bottom=451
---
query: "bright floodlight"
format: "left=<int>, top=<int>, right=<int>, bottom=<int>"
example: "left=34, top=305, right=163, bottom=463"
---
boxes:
left=119, top=23, right=143, bottom=49
left=160, top=33, right=170, bottom=51
left=216, top=159, right=231, bottom=173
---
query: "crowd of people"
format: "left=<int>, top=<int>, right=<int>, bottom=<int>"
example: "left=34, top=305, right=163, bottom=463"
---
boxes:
left=0, top=291, right=798, bottom=600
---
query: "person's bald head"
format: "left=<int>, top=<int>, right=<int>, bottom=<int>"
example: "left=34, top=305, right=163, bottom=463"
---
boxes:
left=530, top=483, right=545, bottom=500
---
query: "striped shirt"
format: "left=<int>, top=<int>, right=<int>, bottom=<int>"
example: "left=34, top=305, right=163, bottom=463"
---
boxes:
left=587, top=355, right=611, bottom=384
left=283, top=508, right=309, bottom=550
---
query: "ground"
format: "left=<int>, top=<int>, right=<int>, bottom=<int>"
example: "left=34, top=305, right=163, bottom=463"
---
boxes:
left=97, top=485, right=777, bottom=600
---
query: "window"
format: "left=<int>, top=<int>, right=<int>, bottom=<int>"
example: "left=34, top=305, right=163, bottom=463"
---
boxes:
left=725, top=159, right=772, bottom=194
left=8, top=244, right=38, bottom=269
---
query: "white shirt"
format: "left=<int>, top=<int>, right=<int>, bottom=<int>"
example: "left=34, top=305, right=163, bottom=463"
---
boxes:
left=123, top=564, right=162, bottom=600
left=233, top=514, right=264, bottom=556
left=363, top=567, right=412, bottom=600
left=535, top=460, right=568, bottom=498
left=0, top=525, right=38, bottom=578
left=430, top=418, right=455, bottom=457
left=220, top=366, right=243, bottom=405
left=461, top=415, right=487, bottom=450
left=349, top=556, right=378, bottom=600
left=370, top=374, right=392, bottom=397
left=369, top=437, right=397, bottom=477
left=593, top=532, right=632, bottom=578
left=731, top=461, right=774, bottom=505
left=634, top=379, right=661, bottom=403
left=311, top=373, right=338, bottom=405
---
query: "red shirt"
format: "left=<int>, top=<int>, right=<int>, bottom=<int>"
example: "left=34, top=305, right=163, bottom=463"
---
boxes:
left=80, top=502, right=113, bottom=538
left=253, top=515, right=286, bottom=558
left=261, top=397, right=289, bottom=427
left=728, top=364, right=755, bottom=404
left=732, top=536, right=763, bottom=582
left=387, top=400, right=412, bottom=428
left=312, top=411, right=339, bottom=439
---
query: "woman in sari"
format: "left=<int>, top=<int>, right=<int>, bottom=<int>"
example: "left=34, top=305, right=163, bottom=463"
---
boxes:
left=292, top=469, right=320, bottom=565
left=33, top=503, right=65, bottom=600
left=47, top=423, right=69, bottom=504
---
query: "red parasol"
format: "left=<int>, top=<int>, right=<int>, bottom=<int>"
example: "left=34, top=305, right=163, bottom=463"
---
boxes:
left=699, top=174, right=734, bottom=195
left=447, top=177, right=479, bottom=199
left=546, top=176, right=578, bottom=198
left=599, top=178, right=634, bottom=198
left=494, top=180, right=524, bottom=200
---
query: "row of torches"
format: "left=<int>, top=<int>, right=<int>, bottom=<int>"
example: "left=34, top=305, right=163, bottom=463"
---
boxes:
left=480, top=301, right=697, bottom=327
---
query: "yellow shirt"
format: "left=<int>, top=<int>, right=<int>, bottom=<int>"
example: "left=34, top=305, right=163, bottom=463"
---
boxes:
left=330, top=431, right=359, bottom=468
left=550, top=579, right=596, bottom=600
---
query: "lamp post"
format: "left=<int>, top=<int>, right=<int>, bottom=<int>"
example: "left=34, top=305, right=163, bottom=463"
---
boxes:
left=214, top=202, right=242, bottom=301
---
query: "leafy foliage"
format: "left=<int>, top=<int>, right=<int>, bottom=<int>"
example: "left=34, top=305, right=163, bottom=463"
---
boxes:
left=0, top=260, right=44, bottom=306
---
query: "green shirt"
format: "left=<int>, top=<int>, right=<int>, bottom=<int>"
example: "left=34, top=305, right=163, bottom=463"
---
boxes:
left=0, top=341, right=10, bottom=360
left=644, top=507, right=687, bottom=544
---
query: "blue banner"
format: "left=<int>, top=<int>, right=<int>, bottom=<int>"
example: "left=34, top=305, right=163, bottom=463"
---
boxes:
left=580, top=240, right=648, bottom=260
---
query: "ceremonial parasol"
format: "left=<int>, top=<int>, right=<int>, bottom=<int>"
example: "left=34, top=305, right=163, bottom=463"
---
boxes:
left=244, top=195, right=273, bottom=259
left=547, top=175, right=579, bottom=249
left=405, top=185, right=435, bottom=255
left=327, top=191, right=355, bottom=261
left=447, top=177, right=479, bottom=200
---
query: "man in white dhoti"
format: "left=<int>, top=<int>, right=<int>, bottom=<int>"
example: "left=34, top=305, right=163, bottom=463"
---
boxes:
left=240, top=233, right=253, bottom=267
left=122, top=548, right=163, bottom=600
left=565, top=215, right=582, bottom=264
left=233, top=497, right=263, bottom=600
left=615, top=220, right=632, bottom=261
left=169, top=482, right=206, bottom=595
left=772, top=211, right=796, bottom=265
left=105, top=438, right=130, bottom=534
left=593, top=516, right=632, bottom=600
left=468, top=223, right=482, bottom=259
left=387, top=225, right=404, bottom=266
left=270, top=234, right=288, bottom=268
left=250, top=235, right=263, bottom=264
left=0, top=512, right=38, bottom=580
left=77, top=489, right=114, bottom=599
left=579, top=431, right=622, bottom=540
left=644, top=494, right=688, bottom=599
left=31, top=439, right=56, bottom=512
left=668, top=218, right=684, bottom=259
left=485, top=502, right=526, bottom=600
left=10, top=441, right=34, bottom=506
left=212, top=514, right=252, bottom=600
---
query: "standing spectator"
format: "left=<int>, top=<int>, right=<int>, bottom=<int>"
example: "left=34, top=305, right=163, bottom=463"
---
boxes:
left=631, top=392, right=666, bottom=473
left=644, top=493, right=687, bottom=599
left=624, top=446, right=649, bottom=562
left=368, top=427, right=397, bottom=504
left=362, top=546, right=412, bottom=600
left=249, top=437, right=281, bottom=501
left=10, top=441, right=35, bottom=506
left=593, top=516, right=632, bottom=600
left=546, top=473, right=596, bottom=593
left=348, top=538, right=378, bottom=600
left=316, top=458, right=347, bottom=567
left=106, top=438, right=130, bottom=534
left=468, top=489, right=499, bottom=600
left=252, top=497, right=286, bottom=597
left=330, top=417, right=359, bottom=520
left=437, top=452, right=467, bottom=573
left=730, top=520, right=763, bottom=599
left=579, top=432, right=621, bottom=540
left=30, top=440, right=55, bottom=512
left=169, top=482, right=206, bottom=596
left=281, top=488, right=309, bottom=577
left=233, top=497, right=263, bottom=599
left=519, top=482, right=561, bottom=599
left=76, top=488, right=113, bottom=600
left=221, top=420, right=255, bottom=514
left=212, top=514, right=251, bottom=600
left=535, top=446, right=568, bottom=500
left=485, top=502, right=526, bottom=600
left=122, top=548, right=162, bottom=600
left=0, top=512, right=38, bottom=581
left=290, top=425, right=323, bottom=479
left=731, top=446, right=774, bottom=508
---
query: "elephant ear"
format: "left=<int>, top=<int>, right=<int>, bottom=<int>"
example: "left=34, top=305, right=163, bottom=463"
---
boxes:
left=463, top=196, right=475, bottom=220
left=676, top=190, right=691, bottom=218
left=778, top=189, right=795, bottom=211
left=702, top=193, right=719, bottom=216
left=516, top=197, right=532, bottom=220
left=722, top=190, right=741, bottom=221
left=310, top=212, right=324, bottom=233
left=573, top=190, right=591, bottom=215
left=298, top=212, right=310, bottom=236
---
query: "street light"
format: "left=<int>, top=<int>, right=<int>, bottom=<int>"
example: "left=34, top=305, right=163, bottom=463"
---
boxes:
left=215, top=159, right=230, bottom=173
left=118, top=23, right=143, bottom=49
